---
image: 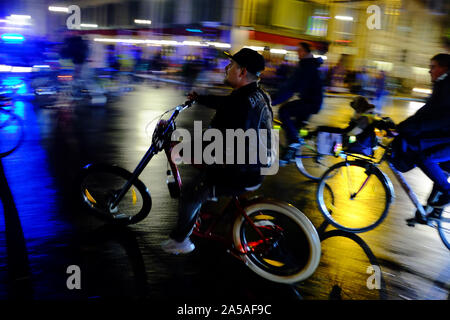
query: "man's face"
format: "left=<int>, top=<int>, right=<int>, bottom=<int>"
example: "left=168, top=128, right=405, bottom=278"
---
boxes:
left=429, top=60, right=448, bottom=82
left=297, top=46, right=308, bottom=59
left=224, top=60, right=244, bottom=88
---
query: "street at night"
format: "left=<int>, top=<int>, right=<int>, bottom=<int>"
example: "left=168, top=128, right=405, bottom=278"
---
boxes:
left=1, top=82, right=448, bottom=304
left=0, top=0, right=449, bottom=314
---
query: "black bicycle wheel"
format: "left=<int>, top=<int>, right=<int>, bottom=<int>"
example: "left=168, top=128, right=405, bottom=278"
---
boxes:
left=438, top=207, right=450, bottom=250
left=317, top=160, right=393, bottom=233
left=0, top=109, right=25, bottom=158
left=295, top=137, right=340, bottom=181
left=233, top=201, right=321, bottom=284
left=79, top=163, right=152, bottom=225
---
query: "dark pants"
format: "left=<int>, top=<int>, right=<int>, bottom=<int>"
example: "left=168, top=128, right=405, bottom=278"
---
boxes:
left=278, top=99, right=320, bottom=144
left=170, top=171, right=258, bottom=242
left=417, top=143, right=450, bottom=194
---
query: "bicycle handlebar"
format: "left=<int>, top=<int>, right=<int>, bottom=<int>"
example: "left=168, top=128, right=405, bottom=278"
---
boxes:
left=167, top=99, right=196, bottom=123
left=152, top=99, right=196, bottom=148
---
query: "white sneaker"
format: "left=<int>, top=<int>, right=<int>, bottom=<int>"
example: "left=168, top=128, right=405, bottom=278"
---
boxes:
left=161, top=238, right=195, bottom=255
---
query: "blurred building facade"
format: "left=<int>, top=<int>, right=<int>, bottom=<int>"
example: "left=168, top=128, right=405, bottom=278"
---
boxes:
left=232, top=0, right=449, bottom=88
left=1, top=0, right=449, bottom=90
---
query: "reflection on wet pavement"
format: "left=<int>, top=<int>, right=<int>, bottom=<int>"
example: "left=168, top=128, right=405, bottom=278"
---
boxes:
left=0, top=83, right=448, bottom=302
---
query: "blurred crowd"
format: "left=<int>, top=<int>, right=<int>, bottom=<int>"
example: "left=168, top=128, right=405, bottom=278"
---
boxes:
left=259, top=54, right=394, bottom=113
left=0, top=31, right=410, bottom=110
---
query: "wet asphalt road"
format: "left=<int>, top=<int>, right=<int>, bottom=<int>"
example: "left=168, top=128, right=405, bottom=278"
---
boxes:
left=0, top=81, right=449, bottom=307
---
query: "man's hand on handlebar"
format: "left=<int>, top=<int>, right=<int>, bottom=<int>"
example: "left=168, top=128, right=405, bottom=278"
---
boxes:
left=187, top=91, right=198, bottom=102
left=382, top=118, right=398, bottom=137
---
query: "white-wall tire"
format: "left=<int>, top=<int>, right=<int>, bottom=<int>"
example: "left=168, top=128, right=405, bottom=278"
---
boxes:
left=232, top=200, right=321, bottom=284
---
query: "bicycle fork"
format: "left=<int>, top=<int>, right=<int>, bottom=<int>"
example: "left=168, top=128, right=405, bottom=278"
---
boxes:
left=109, top=145, right=157, bottom=210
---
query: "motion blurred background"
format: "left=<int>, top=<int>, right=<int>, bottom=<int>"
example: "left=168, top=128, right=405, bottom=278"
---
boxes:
left=0, top=0, right=449, bottom=100
left=0, top=0, right=449, bottom=301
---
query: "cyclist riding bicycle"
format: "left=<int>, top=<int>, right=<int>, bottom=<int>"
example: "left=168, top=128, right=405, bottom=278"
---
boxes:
left=390, top=53, right=450, bottom=221
left=161, top=48, right=274, bottom=254
left=272, top=42, right=324, bottom=165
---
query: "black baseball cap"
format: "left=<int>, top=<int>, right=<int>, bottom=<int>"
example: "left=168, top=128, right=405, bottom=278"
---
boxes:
left=224, top=48, right=265, bottom=76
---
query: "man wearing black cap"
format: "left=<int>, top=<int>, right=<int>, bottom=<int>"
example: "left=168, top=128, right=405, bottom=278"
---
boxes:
left=162, top=48, right=274, bottom=254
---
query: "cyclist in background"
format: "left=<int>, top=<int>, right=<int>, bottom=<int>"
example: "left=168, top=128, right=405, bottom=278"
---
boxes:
left=60, top=32, right=89, bottom=81
left=271, top=42, right=324, bottom=165
left=391, top=53, right=450, bottom=220
left=161, top=48, right=273, bottom=254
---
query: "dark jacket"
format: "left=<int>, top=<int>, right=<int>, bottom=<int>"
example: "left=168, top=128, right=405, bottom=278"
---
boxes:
left=196, top=82, right=273, bottom=186
left=61, top=36, right=89, bottom=65
left=397, top=72, right=450, bottom=144
left=390, top=72, right=450, bottom=171
left=272, top=57, right=324, bottom=110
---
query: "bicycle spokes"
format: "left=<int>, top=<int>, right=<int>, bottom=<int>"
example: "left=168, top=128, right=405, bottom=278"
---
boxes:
left=319, top=162, right=390, bottom=232
left=350, top=174, right=372, bottom=200
left=240, top=210, right=311, bottom=276
left=80, top=167, right=150, bottom=222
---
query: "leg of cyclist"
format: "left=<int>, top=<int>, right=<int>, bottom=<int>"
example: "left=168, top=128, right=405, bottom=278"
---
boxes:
left=279, top=100, right=302, bottom=146
left=162, top=171, right=211, bottom=254
left=418, top=144, right=450, bottom=209
left=162, top=170, right=258, bottom=254
left=279, top=100, right=316, bottom=165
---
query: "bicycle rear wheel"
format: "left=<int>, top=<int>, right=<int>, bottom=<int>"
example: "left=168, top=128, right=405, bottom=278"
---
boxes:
left=295, top=138, right=340, bottom=180
left=317, top=160, right=393, bottom=233
left=232, top=200, right=321, bottom=284
left=0, top=109, right=25, bottom=158
left=79, top=163, right=152, bottom=225
left=437, top=207, right=450, bottom=250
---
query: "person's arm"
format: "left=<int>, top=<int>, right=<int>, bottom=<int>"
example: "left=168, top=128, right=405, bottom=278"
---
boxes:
left=345, top=117, right=369, bottom=136
left=397, top=107, right=449, bottom=137
left=196, top=94, right=230, bottom=110
left=188, top=91, right=229, bottom=110
left=415, top=112, right=450, bottom=134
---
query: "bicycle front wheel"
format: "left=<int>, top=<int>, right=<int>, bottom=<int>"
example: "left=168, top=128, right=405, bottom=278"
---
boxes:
left=295, top=138, right=340, bottom=181
left=317, top=160, right=393, bottom=233
left=232, top=200, right=321, bottom=284
left=0, top=109, right=25, bottom=158
left=79, top=163, right=152, bottom=225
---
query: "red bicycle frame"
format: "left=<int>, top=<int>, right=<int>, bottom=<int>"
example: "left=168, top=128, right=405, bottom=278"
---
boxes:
left=164, top=141, right=271, bottom=260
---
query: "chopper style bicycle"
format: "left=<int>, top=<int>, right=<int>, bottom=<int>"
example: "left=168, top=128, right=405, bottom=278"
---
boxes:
left=78, top=100, right=321, bottom=284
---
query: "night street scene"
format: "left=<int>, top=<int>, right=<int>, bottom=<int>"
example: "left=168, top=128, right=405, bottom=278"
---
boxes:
left=0, top=0, right=449, bottom=315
